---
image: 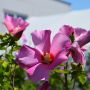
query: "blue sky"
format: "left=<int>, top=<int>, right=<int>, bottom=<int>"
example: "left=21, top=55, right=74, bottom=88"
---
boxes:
left=64, top=0, right=90, bottom=10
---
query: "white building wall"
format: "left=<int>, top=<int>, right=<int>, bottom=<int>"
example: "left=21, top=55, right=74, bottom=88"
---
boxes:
left=24, top=9, right=90, bottom=46
left=0, top=0, right=70, bottom=33
left=0, top=0, right=70, bottom=18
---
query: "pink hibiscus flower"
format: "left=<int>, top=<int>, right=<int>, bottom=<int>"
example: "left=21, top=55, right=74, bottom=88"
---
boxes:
left=59, top=25, right=87, bottom=64
left=16, top=30, right=68, bottom=82
left=4, top=15, right=29, bottom=39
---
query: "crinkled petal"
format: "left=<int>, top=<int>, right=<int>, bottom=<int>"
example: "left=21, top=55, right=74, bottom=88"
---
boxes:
left=26, top=63, right=49, bottom=82
left=77, top=31, right=90, bottom=47
left=81, top=47, right=87, bottom=52
left=50, top=33, right=71, bottom=56
left=16, top=45, right=41, bottom=69
left=71, top=42, right=86, bottom=64
left=59, top=25, right=74, bottom=37
left=16, top=17, right=29, bottom=31
left=31, top=30, right=51, bottom=53
left=74, top=28, right=87, bottom=38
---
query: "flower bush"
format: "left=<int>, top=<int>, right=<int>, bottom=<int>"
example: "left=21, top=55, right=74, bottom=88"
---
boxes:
left=0, top=15, right=90, bottom=90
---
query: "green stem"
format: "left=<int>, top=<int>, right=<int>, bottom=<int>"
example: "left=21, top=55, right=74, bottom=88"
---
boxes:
left=64, top=62, right=68, bottom=90
left=12, top=74, right=15, bottom=90
left=72, top=79, right=75, bottom=90
left=12, top=70, right=15, bottom=90
left=11, top=45, right=15, bottom=90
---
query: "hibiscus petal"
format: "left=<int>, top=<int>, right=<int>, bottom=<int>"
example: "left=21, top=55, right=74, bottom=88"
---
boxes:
left=50, top=33, right=71, bottom=56
left=31, top=30, right=51, bottom=53
left=77, top=31, right=90, bottom=47
left=59, top=25, right=74, bottom=37
left=16, top=17, right=29, bottom=30
left=81, top=47, right=87, bottom=52
left=16, top=45, right=41, bottom=69
left=74, top=28, right=87, bottom=38
left=4, top=15, right=14, bottom=31
left=26, top=63, right=49, bottom=82
left=49, top=51, right=68, bottom=69
left=71, top=42, right=86, bottom=64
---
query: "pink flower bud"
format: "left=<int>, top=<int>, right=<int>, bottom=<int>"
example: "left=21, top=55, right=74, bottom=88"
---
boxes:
left=4, top=15, right=29, bottom=39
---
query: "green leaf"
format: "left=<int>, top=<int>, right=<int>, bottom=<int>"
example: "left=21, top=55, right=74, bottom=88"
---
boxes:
left=0, top=43, right=7, bottom=50
left=2, top=34, right=11, bottom=42
left=5, top=53, right=14, bottom=62
left=0, top=34, right=3, bottom=38
left=0, top=59, right=4, bottom=64
left=2, top=61, right=8, bottom=68
left=78, top=74, right=87, bottom=85
left=0, top=66, right=3, bottom=74
left=59, top=64, right=65, bottom=66
left=53, top=69, right=70, bottom=74
left=14, top=87, right=19, bottom=90
left=13, top=45, right=21, bottom=51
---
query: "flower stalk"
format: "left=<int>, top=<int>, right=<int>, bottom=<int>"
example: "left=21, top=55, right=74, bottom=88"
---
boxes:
left=64, top=62, right=68, bottom=90
left=72, top=79, right=75, bottom=90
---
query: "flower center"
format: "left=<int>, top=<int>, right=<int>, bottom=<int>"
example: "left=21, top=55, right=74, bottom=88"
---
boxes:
left=42, top=53, right=54, bottom=64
